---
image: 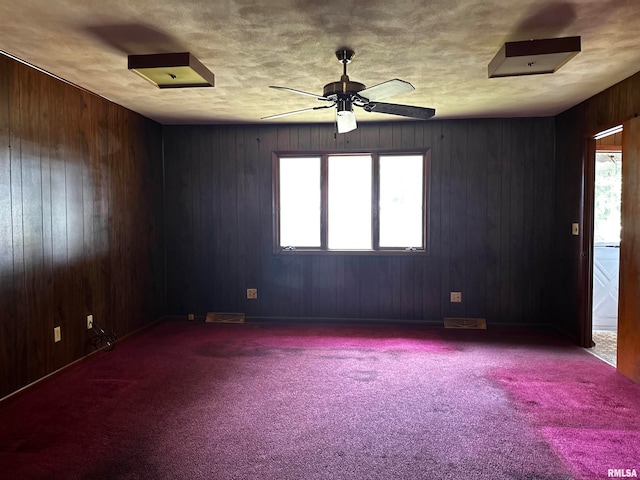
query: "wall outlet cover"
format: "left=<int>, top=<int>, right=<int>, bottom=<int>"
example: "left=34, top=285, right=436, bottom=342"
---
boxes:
left=572, top=223, right=580, bottom=235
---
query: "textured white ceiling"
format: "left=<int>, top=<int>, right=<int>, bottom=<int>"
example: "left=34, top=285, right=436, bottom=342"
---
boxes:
left=1, top=0, right=639, bottom=125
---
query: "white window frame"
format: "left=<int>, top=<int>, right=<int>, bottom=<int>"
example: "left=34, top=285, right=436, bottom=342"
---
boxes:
left=273, top=149, right=430, bottom=255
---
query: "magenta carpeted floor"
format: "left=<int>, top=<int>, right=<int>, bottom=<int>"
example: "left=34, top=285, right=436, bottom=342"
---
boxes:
left=1, top=321, right=638, bottom=479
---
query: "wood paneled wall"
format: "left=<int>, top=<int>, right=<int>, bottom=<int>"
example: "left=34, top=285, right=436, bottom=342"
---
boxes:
left=555, top=69, right=640, bottom=383
left=620, top=116, right=640, bottom=383
left=596, top=131, right=622, bottom=149
left=0, top=54, right=165, bottom=399
left=164, top=118, right=556, bottom=324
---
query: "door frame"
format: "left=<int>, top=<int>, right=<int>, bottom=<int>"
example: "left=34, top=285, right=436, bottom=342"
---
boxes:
left=578, top=137, right=596, bottom=348
left=579, top=124, right=623, bottom=349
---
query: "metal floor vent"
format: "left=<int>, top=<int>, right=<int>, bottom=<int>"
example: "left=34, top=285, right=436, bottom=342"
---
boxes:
left=206, top=312, right=245, bottom=323
left=443, top=317, right=487, bottom=329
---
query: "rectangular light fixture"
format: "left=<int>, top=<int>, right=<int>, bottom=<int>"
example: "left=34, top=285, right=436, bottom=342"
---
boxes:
left=488, top=36, right=581, bottom=78
left=128, top=52, right=214, bottom=88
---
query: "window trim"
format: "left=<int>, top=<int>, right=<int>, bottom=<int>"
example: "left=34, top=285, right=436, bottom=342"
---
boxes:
left=273, top=149, right=431, bottom=256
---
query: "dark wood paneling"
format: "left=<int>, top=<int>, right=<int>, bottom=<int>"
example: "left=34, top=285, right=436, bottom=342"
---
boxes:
left=8, top=60, right=27, bottom=389
left=164, top=118, right=556, bottom=325
left=0, top=55, right=16, bottom=393
left=448, top=121, right=468, bottom=319
left=465, top=120, right=488, bottom=318
left=0, top=53, right=164, bottom=399
left=507, top=121, right=525, bottom=323
left=555, top=71, right=640, bottom=341
left=438, top=121, right=452, bottom=319
left=532, top=118, right=556, bottom=321
left=485, top=120, right=503, bottom=321
left=554, top=69, right=640, bottom=383
left=596, top=131, right=622, bottom=149
left=619, top=116, right=640, bottom=383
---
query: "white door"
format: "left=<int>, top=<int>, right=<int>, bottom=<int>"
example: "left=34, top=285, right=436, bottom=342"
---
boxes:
left=592, top=150, right=622, bottom=332
left=593, top=242, right=619, bottom=331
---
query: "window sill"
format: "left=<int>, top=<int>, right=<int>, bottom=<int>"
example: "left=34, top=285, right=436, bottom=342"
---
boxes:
left=274, top=248, right=428, bottom=256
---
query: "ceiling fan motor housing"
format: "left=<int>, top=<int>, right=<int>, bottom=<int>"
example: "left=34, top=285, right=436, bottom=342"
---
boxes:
left=323, top=80, right=365, bottom=97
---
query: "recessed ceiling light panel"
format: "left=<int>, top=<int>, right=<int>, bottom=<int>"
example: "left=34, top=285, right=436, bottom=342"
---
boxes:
left=488, top=36, right=581, bottom=78
left=128, top=52, right=214, bottom=88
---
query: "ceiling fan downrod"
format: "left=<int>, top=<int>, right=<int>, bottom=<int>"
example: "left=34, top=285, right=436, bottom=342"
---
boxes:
left=323, top=49, right=364, bottom=97
left=336, top=49, right=354, bottom=78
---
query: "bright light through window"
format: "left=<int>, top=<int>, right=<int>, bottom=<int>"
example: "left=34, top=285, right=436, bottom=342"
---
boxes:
left=279, top=157, right=321, bottom=247
left=328, top=155, right=372, bottom=249
left=379, top=155, right=424, bottom=248
left=275, top=151, right=428, bottom=253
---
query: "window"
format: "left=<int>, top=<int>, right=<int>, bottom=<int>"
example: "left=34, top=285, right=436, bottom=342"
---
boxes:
left=274, top=150, right=429, bottom=254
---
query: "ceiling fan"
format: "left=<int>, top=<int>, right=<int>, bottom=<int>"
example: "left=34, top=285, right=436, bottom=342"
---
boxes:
left=261, top=49, right=436, bottom=133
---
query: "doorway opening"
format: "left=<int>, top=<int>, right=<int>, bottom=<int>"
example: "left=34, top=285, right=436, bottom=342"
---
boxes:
left=590, top=125, right=622, bottom=366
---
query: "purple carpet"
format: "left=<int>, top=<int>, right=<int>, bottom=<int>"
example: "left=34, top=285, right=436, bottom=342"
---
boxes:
left=1, top=321, right=638, bottom=479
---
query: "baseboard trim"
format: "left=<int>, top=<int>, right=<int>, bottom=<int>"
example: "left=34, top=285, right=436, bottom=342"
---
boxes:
left=548, top=324, right=580, bottom=344
left=165, top=314, right=561, bottom=332
left=0, top=317, right=165, bottom=405
left=245, top=316, right=444, bottom=326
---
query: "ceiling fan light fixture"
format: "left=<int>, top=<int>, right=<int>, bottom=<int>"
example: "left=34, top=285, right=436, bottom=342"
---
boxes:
left=128, top=52, right=214, bottom=88
left=336, top=98, right=357, bottom=133
left=488, top=36, right=581, bottom=78
left=336, top=111, right=357, bottom=133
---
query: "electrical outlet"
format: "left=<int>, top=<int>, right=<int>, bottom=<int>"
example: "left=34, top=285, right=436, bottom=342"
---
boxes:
left=87, top=314, right=93, bottom=330
left=188, top=313, right=195, bottom=321
left=450, top=291, right=462, bottom=303
left=54, top=326, right=61, bottom=343
left=247, top=288, right=258, bottom=299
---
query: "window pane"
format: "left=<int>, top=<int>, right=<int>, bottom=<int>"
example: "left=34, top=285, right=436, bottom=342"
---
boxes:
left=279, top=157, right=321, bottom=247
left=328, top=155, right=372, bottom=249
left=379, top=155, right=424, bottom=248
left=594, top=152, right=621, bottom=243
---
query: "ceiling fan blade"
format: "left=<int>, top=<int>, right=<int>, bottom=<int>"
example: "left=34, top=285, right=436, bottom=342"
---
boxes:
left=269, top=86, right=331, bottom=101
left=362, top=102, right=435, bottom=120
left=357, top=79, right=415, bottom=102
left=261, top=104, right=334, bottom=120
